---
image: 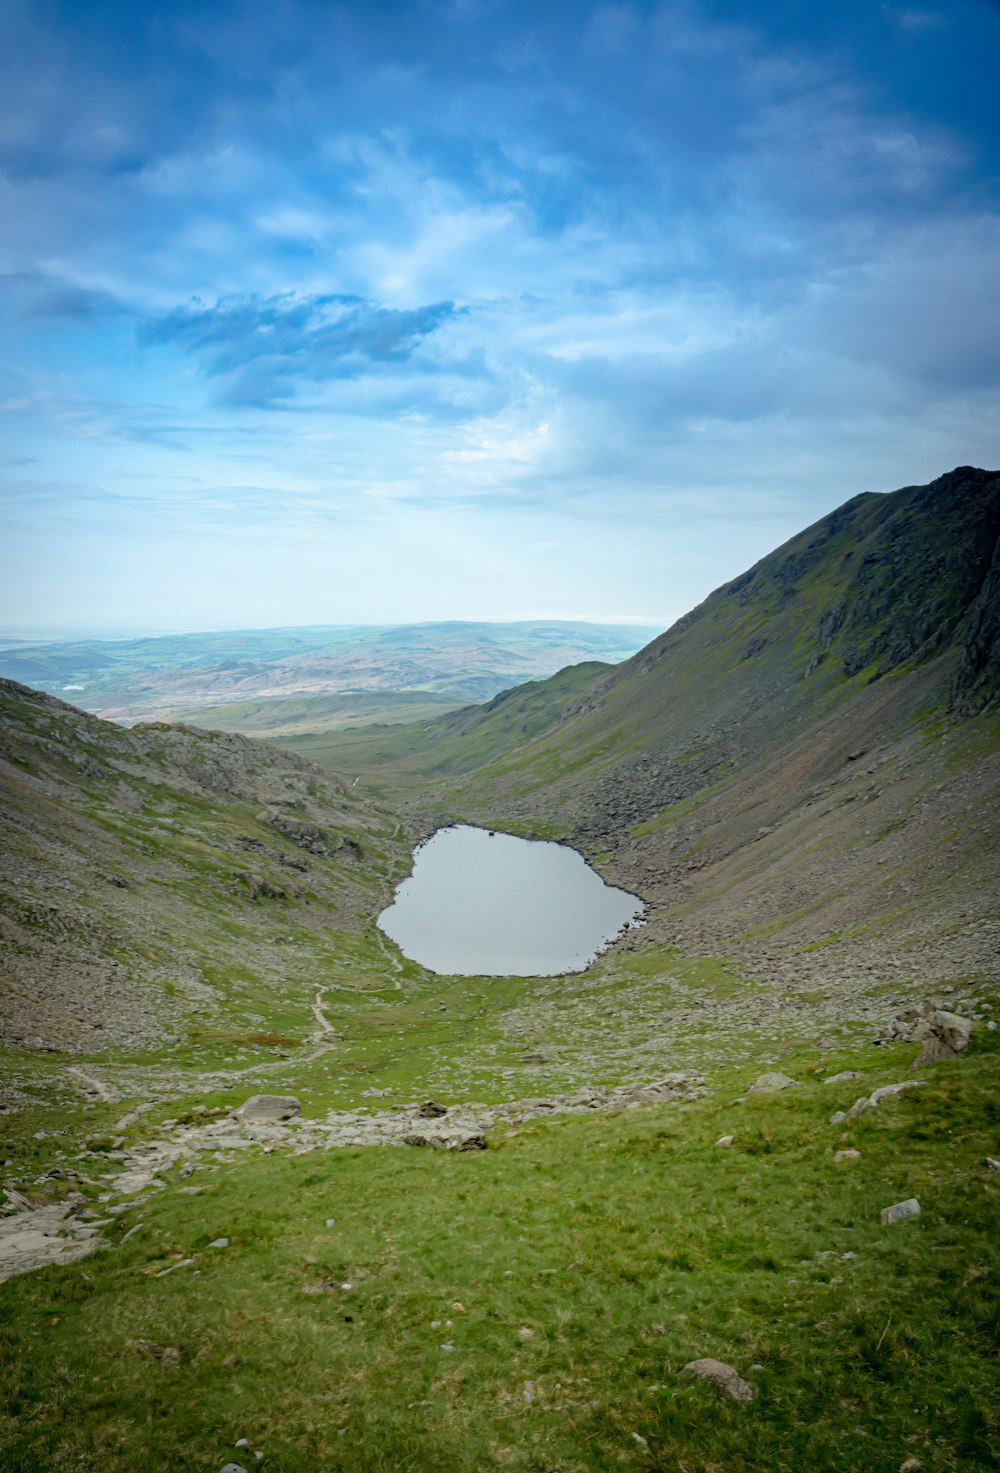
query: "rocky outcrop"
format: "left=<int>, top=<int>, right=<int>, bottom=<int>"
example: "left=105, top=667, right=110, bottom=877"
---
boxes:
left=876, top=1001, right=975, bottom=1065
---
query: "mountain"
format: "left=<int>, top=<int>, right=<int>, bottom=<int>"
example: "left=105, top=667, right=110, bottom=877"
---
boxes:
left=0, top=620, right=661, bottom=723
left=0, top=679, right=410, bottom=1057
left=299, top=467, right=1000, bottom=994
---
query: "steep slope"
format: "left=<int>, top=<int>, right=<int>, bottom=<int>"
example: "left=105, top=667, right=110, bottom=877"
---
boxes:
left=304, top=467, right=1000, bottom=991
left=269, top=660, right=612, bottom=797
left=0, top=681, right=411, bottom=1055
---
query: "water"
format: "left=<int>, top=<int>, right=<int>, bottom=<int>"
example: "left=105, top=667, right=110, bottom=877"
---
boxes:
left=377, top=824, right=644, bottom=976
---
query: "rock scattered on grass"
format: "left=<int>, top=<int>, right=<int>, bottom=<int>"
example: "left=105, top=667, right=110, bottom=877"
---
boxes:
left=681, top=1358, right=754, bottom=1402
left=208, top=1237, right=229, bottom=1248
left=715, top=1134, right=735, bottom=1147
left=232, top=1095, right=301, bottom=1122
left=915, top=1011, right=973, bottom=1066
left=877, top=1002, right=974, bottom=1065
left=880, top=1198, right=920, bottom=1226
left=747, top=1072, right=796, bottom=1094
left=831, top=1078, right=921, bottom=1125
left=834, top=1149, right=861, bottom=1161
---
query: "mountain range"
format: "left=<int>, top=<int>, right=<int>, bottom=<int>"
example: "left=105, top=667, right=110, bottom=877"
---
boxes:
left=0, top=620, right=659, bottom=723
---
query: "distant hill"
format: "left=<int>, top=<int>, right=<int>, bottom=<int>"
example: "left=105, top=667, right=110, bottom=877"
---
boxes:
left=0, top=620, right=661, bottom=724
left=162, top=689, right=467, bottom=738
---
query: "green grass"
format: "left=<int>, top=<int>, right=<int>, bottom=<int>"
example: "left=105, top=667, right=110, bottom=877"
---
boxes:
left=1, top=1033, right=998, bottom=1471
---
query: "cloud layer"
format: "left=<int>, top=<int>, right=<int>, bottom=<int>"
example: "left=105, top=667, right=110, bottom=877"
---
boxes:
left=1, top=0, right=999, bottom=631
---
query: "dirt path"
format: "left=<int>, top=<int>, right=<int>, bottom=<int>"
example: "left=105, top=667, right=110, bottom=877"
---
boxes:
left=68, top=1067, right=121, bottom=1104
left=308, top=987, right=339, bottom=1043
left=374, top=927, right=404, bottom=987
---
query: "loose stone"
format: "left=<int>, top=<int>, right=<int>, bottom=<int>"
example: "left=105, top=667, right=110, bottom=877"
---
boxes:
left=880, top=1198, right=920, bottom=1226
left=681, top=1358, right=754, bottom=1402
left=747, top=1072, right=796, bottom=1094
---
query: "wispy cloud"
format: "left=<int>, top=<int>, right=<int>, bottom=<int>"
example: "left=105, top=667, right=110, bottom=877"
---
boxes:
left=2, top=0, right=999, bottom=630
left=139, top=291, right=463, bottom=404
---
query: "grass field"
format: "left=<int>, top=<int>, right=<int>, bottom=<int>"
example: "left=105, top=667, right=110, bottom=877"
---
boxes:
left=1, top=1020, right=997, bottom=1471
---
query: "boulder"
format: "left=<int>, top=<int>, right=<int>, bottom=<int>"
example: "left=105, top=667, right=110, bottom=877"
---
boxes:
left=876, top=1001, right=974, bottom=1065
left=915, top=1011, right=973, bottom=1066
left=232, top=1095, right=301, bottom=1122
left=417, top=1101, right=448, bottom=1119
left=880, top=1197, right=920, bottom=1226
left=681, top=1357, right=753, bottom=1402
left=747, top=1072, right=796, bottom=1094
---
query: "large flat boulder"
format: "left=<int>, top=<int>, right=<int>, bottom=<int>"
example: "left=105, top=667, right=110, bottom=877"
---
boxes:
left=232, top=1094, right=301, bottom=1122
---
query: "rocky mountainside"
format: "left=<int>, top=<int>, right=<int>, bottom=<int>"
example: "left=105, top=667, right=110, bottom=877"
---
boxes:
left=313, top=467, right=1000, bottom=994
left=0, top=681, right=410, bottom=1059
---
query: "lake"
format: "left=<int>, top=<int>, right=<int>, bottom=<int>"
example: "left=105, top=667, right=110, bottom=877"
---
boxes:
left=377, top=824, right=644, bottom=976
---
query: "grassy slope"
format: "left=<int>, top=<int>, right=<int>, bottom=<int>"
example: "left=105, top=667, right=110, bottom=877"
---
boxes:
left=303, top=469, right=1000, bottom=809
left=288, top=472, right=1000, bottom=983
left=273, top=661, right=611, bottom=802
left=1, top=1028, right=997, bottom=1472
left=1, top=472, right=998, bottom=1470
left=0, top=680, right=413, bottom=1064
left=161, top=690, right=466, bottom=738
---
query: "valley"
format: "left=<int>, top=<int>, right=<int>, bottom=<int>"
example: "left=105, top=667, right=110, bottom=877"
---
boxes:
left=0, top=467, right=998, bottom=1472
left=0, top=621, right=654, bottom=725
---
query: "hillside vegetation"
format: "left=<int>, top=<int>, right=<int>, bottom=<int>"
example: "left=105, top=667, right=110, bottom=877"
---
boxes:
left=302, top=467, right=1000, bottom=1001
left=0, top=680, right=412, bottom=1063
left=1, top=468, right=997, bottom=1472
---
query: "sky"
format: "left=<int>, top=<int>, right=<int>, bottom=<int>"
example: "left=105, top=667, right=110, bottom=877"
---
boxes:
left=2, top=0, right=999, bottom=637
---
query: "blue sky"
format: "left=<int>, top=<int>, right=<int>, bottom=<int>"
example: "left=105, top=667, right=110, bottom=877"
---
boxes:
left=2, top=0, right=999, bottom=635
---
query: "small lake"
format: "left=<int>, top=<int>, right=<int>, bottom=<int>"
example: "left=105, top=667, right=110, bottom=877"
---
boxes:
left=377, top=824, right=644, bottom=976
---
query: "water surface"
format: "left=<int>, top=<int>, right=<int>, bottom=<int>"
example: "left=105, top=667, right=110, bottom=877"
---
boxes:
left=378, top=824, right=644, bottom=976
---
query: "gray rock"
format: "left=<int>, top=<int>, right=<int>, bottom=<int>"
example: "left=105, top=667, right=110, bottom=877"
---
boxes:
left=715, top=1135, right=735, bottom=1147
left=681, top=1357, right=754, bottom=1402
left=218, top=1465, right=249, bottom=1473
left=829, top=1110, right=847, bottom=1126
left=869, top=1080, right=921, bottom=1106
left=984, top=1157, right=1000, bottom=1173
left=747, top=1072, right=796, bottom=1094
left=207, top=1237, right=229, bottom=1249
left=845, top=1095, right=871, bottom=1119
left=880, top=1197, right=920, bottom=1226
left=417, top=1101, right=448, bottom=1119
left=824, top=1071, right=861, bottom=1085
left=232, top=1095, right=301, bottom=1122
left=915, top=1011, right=973, bottom=1066
left=834, top=1149, right=861, bottom=1161
left=457, top=1133, right=487, bottom=1151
